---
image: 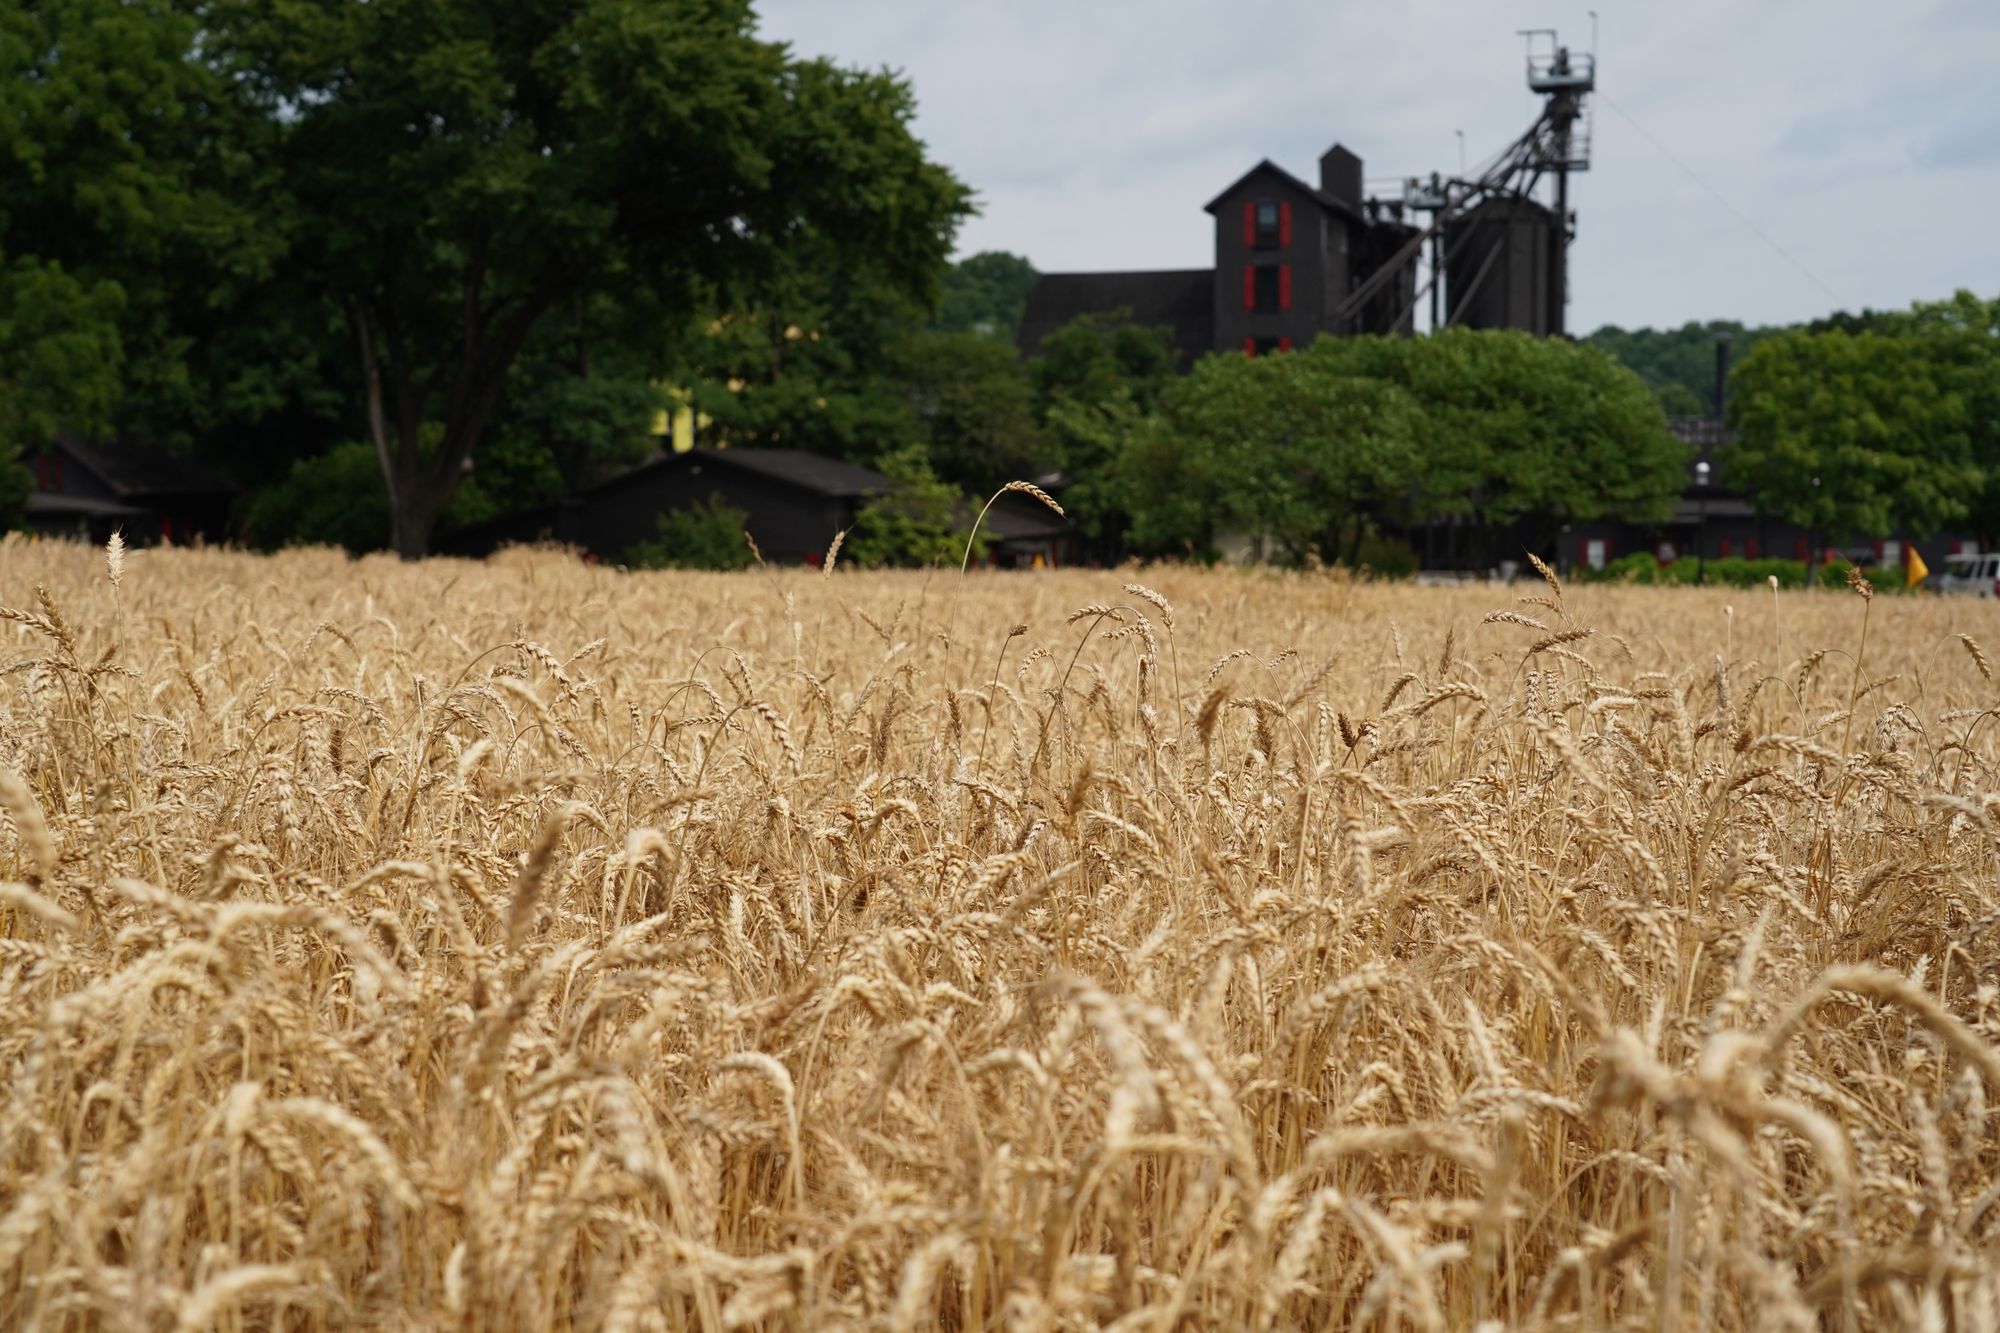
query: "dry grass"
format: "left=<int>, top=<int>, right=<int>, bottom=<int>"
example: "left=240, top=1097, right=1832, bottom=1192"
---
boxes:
left=2, top=535, right=1998, bottom=1330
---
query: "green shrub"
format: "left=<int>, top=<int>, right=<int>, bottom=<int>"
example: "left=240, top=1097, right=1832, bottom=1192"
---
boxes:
left=1817, top=559, right=1906, bottom=593
left=848, top=446, right=982, bottom=567
left=1345, top=532, right=1418, bottom=578
left=1584, top=552, right=1817, bottom=588
left=625, top=494, right=755, bottom=570
left=244, top=442, right=389, bottom=552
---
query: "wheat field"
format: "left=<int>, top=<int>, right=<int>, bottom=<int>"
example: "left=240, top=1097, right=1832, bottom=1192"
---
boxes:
left=1, top=535, right=1997, bottom=1330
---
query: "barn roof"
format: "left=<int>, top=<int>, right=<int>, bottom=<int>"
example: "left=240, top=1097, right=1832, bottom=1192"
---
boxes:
left=595, top=447, right=890, bottom=499
left=685, top=448, right=891, bottom=498
left=1202, top=159, right=1362, bottom=220
left=1015, top=269, right=1216, bottom=368
left=52, top=432, right=233, bottom=498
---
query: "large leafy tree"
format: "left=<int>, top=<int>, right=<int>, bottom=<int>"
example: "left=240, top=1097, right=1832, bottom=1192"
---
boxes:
left=1312, top=330, right=1686, bottom=543
left=1727, top=323, right=1985, bottom=541
left=670, top=264, right=925, bottom=466
left=1, top=0, right=277, bottom=510
left=198, top=0, right=967, bottom=556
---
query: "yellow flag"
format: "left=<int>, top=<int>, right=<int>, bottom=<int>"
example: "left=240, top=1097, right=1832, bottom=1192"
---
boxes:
left=1907, top=546, right=1929, bottom=587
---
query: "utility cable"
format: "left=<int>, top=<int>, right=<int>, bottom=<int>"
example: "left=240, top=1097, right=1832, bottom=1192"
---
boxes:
left=1595, top=89, right=1846, bottom=308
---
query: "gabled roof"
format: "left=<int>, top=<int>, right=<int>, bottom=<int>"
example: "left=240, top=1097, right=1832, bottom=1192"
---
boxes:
left=600, top=448, right=890, bottom=499
left=697, top=448, right=891, bottom=497
left=1202, top=159, right=1361, bottom=220
left=52, top=431, right=233, bottom=498
left=1016, top=269, right=1216, bottom=368
left=980, top=498, right=1070, bottom=544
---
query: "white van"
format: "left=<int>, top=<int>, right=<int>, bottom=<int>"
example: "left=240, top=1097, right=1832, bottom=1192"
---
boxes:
left=1937, top=551, right=2000, bottom=597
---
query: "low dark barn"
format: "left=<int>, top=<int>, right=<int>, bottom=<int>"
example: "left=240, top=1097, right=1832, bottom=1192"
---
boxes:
left=26, top=433, right=235, bottom=544
left=442, top=448, right=891, bottom=565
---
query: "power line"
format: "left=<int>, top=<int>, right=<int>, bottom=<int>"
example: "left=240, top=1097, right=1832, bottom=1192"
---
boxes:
left=1595, top=90, right=1847, bottom=309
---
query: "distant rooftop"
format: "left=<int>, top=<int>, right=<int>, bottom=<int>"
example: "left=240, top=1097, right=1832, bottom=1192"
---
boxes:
left=609, top=448, right=891, bottom=499
left=53, top=431, right=233, bottom=497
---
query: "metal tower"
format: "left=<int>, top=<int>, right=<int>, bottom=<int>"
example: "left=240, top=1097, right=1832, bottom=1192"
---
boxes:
left=1335, top=28, right=1596, bottom=337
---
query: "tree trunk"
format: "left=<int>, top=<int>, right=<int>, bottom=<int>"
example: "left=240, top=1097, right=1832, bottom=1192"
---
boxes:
left=389, top=467, right=453, bottom=560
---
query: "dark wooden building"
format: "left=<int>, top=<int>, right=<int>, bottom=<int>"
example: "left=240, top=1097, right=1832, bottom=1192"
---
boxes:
left=1017, top=141, right=1419, bottom=363
left=26, top=433, right=235, bottom=544
left=441, top=448, right=892, bottom=565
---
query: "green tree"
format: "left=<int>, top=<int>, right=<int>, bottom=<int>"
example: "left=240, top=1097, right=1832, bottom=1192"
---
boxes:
left=900, top=331, right=1045, bottom=495
left=1139, top=349, right=1420, bottom=564
left=1026, top=311, right=1177, bottom=552
left=198, top=0, right=968, bottom=556
left=674, top=278, right=923, bottom=466
left=1, top=0, right=278, bottom=513
left=1028, top=310, right=1176, bottom=421
left=1727, top=326, right=1983, bottom=540
left=933, top=251, right=1038, bottom=338
left=1304, top=330, right=1685, bottom=559
left=847, top=445, right=978, bottom=566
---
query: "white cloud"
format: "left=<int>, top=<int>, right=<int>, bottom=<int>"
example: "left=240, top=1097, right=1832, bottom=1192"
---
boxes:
left=757, top=0, right=2000, bottom=329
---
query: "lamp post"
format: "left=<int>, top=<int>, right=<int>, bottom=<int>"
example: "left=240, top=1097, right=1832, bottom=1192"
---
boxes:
left=1695, top=459, right=1710, bottom=585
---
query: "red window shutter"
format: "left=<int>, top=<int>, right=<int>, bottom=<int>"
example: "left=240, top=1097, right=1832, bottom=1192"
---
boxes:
left=1576, top=538, right=1587, bottom=566
left=1243, top=337, right=1257, bottom=357
left=161, top=515, right=174, bottom=542
left=1243, top=201, right=1255, bottom=247
left=1793, top=537, right=1808, bottom=560
left=1278, top=336, right=1292, bottom=352
left=1243, top=265, right=1256, bottom=310
left=1279, top=201, right=1292, bottom=246
left=1746, top=538, right=1760, bottom=558
left=1872, top=538, right=1883, bottom=561
left=1279, top=265, right=1292, bottom=310
left=1718, top=537, right=1732, bottom=557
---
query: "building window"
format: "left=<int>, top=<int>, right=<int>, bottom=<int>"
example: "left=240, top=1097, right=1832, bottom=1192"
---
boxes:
left=1254, top=337, right=1283, bottom=357
left=1254, top=265, right=1280, bottom=312
left=1244, top=199, right=1292, bottom=249
left=34, top=453, right=63, bottom=491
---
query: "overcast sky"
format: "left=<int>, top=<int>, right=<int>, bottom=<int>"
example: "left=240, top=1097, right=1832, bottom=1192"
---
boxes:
left=755, top=1, right=2000, bottom=333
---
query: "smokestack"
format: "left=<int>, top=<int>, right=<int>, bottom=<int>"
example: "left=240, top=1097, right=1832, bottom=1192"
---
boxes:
left=1714, top=332, right=1732, bottom=420
left=1319, top=143, right=1363, bottom=212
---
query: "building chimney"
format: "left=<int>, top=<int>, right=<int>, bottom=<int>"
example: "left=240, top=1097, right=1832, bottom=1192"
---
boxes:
left=1319, top=143, right=1363, bottom=212
left=1714, top=332, right=1732, bottom=420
